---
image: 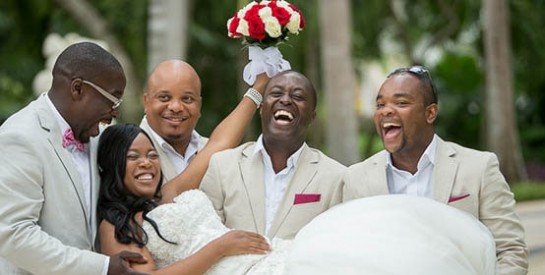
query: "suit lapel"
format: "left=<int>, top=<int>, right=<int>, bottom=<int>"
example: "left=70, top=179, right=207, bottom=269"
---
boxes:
left=371, top=151, right=390, bottom=195
left=89, top=134, right=101, bottom=244
left=432, top=138, right=458, bottom=203
left=36, top=96, right=89, bottom=224
left=268, top=145, right=316, bottom=238
left=240, top=145, right=266, bottom=235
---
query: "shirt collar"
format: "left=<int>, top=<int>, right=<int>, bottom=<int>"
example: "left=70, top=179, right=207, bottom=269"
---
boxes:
left=145, top=118, right=202, bottom=159
left=254, top=134, right=305, bottom=171
left=45, top=93, right=71, bottom=136
left=386, top=134, right=438, bottom=169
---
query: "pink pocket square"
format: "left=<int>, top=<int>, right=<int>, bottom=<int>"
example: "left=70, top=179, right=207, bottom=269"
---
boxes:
left=448, top=194, right=470, bottom=203
left=294, top=194, right=321, bottom=205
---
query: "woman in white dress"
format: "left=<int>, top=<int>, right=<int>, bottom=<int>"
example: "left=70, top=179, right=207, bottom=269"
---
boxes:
left=97, top=75, right=276, bottom=274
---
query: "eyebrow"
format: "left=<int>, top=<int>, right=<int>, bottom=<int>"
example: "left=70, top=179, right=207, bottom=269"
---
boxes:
left=376, top=92, right=414, bottom=100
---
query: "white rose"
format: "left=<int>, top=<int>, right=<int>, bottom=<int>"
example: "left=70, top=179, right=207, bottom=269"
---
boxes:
left=227, top=18, right=234, bottom=35
left=258, top=7, right=282, bottom=38
left=258, top=6, right=273, bottom=18
left=236, top=18, right=250, bottom=36
left=276, top=0, right=295, bottom=13
left=263, top=17, right=282, bottom=38
left=286, top=12, right=301, bottom=34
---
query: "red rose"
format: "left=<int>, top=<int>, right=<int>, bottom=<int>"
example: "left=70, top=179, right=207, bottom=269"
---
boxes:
left=269, top=2, right=291, bottom=26
left=245, top=12, right=265, bottom=40
left=228, top=14, right=242, bottom=38
left=244, top=3, right=263, bottom=19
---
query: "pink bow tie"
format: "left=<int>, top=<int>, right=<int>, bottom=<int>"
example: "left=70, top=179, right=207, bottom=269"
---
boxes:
left=62, top=129, right=84, bottom=152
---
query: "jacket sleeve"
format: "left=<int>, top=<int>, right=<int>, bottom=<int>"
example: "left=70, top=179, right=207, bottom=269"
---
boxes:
left=199, top=153, right=226, bottom=223
left=478, top=153, right=528, bottom=275
left=0, top=130, right=107, bottom=275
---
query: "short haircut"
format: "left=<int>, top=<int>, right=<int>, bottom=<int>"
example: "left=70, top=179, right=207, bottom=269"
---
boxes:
left=387, top=65, right=438, bottom=105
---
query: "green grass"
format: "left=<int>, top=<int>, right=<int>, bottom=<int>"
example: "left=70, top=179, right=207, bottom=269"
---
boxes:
left=512, top=182, right=545, bottom=202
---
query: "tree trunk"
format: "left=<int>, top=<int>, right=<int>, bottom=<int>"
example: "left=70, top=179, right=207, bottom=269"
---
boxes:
left=318, top=0, right=359, bottom=165
left=148, top=0, right=190, bottom=71
left=53, top=0, right=142, bottom=123
left=482, top=0, right=527, bottom=182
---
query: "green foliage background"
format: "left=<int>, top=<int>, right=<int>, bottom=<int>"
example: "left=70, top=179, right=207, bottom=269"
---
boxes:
left=1, top=0, right=544, bottom=178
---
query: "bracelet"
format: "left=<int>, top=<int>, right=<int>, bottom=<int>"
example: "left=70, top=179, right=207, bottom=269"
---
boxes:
left=244, top=87, right=263, bottom=107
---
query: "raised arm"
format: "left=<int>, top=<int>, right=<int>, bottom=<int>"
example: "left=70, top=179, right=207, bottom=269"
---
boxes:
left=160, top=74, right=268, bottom=203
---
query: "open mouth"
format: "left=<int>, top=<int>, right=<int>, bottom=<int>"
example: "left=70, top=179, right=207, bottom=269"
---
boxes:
left=382, top=122, right=401, bottom=139
left=273, top=110, right=294, bottom=124
left=136, top=173, right=155, bottom=181
left=99, top=119, right=112, bottom=125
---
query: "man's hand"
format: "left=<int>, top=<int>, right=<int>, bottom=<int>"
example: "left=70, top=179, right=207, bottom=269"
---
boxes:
left=107, top=250, right=149, bottom=275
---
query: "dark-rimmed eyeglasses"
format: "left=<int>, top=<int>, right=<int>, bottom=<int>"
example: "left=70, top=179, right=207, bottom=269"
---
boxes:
left=388, top=65, right=438, bottom=104
left=82, top=80, right=123, bottom=110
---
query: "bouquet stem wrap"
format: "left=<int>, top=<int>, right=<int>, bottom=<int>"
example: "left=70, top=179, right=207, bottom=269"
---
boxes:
left=243, top=46, right=291, bottom=85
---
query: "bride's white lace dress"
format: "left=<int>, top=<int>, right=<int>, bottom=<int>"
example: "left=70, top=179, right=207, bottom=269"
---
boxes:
left=143, top=189, right=290, bottom=275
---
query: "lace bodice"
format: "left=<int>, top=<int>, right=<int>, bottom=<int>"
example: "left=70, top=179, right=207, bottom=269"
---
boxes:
left=143, top=189, right=290, bottom=274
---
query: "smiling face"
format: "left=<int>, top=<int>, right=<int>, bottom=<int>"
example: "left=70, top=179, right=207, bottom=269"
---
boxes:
left=143, top=60, right=202, bottom=151
left=374, top=73, right=438, bottom=158
left=261, top=71, right=317, bottom=148
left=123, top=133, right=162, bottom=199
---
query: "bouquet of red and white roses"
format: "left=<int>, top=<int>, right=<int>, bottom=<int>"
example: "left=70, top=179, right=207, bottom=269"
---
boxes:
left=227, top=0, right=305, bottom=48
left=227, top=0, right=305, bottom=85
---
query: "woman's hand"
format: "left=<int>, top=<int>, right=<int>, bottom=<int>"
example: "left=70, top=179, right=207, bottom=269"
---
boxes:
left=212, top=230, right=271, bottom=257
left=253, top=73, right=269, bottom=95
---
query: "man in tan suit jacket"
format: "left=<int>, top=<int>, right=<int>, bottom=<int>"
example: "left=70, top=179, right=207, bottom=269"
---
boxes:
left=0, top=42, right=145, bottom=275
left=343, top=66, right=527, bottom=275
left=201, top=70, right=345, bottom=240
left=140, top=60, right=208, bottom=182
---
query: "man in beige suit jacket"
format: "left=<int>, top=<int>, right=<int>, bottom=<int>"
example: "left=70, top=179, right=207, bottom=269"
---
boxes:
left=201, top=70, right=345, bottom=240
left=343, top=66, right=527, bottom=275
left=0, top=42, right=145, bottom=275
left=140, top=60, right=208, bottom=182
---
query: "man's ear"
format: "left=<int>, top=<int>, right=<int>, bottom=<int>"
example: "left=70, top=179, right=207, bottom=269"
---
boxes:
left=143, top=93, right=148, bottom=113
left=426, top=103, right=438, bottom=124
left=71, top=78, right=85, bottom=101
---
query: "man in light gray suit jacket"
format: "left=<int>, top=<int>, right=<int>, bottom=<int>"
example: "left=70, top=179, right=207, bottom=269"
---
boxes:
left=0, top=42, right=146, bottom=275
left=201, top=70, right=345, bottom=240
left=140, top=60, right=208, bottom=183
left=343, top=66, right=528, bottom=275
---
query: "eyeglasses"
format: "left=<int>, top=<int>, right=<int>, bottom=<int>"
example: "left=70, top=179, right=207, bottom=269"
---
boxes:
left=82, top=80, right=123, bottom=110
left=388, top=65, right=438, bottom=104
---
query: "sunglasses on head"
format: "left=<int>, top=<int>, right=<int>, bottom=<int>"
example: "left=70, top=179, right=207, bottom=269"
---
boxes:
left=388, top=65, right=438, bottom=104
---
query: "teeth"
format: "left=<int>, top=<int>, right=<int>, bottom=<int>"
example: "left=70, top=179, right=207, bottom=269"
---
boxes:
left=383, top=122, right=398, bottom=128
left=137, top=174, right=153, bottom=180
left=274, top=110, right=294, bottom=121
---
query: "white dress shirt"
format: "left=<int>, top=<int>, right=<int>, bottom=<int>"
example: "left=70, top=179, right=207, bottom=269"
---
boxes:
left=148, top=127, right=202, bottom=173
left=254, top=135, right=304, bottom=235
left=386, top=134, right=438, bottom=198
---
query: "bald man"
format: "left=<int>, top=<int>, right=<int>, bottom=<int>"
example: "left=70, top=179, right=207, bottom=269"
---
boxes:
left=0, top=42, right=146, bottom=274
left=140, top=60, right=208, bottom=182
